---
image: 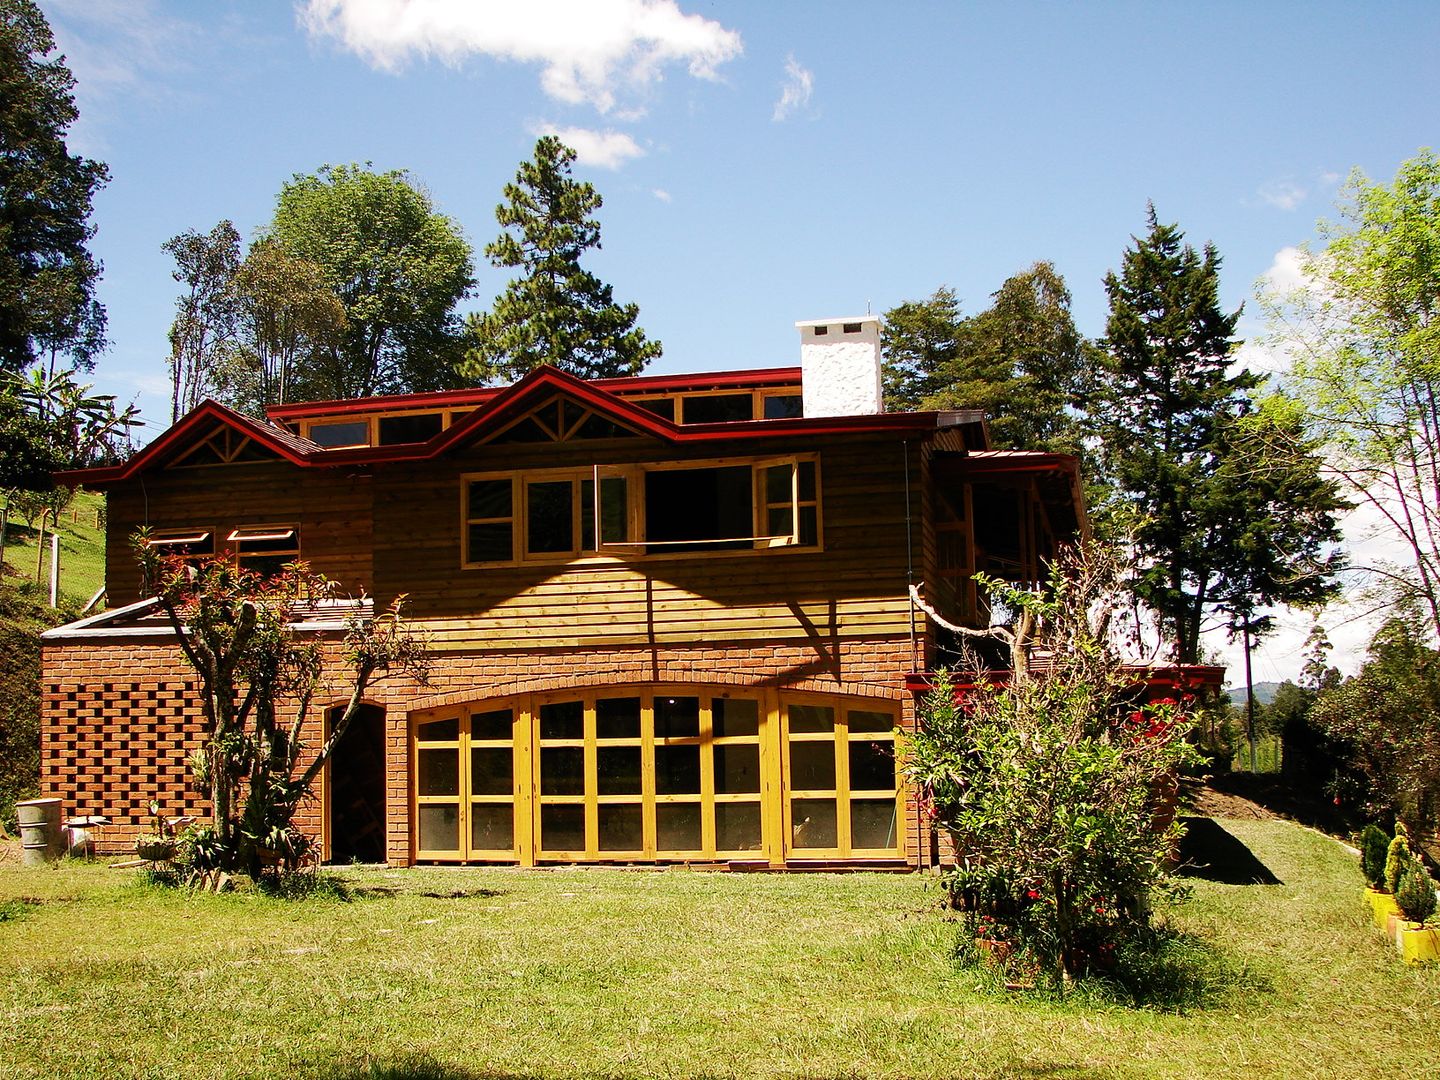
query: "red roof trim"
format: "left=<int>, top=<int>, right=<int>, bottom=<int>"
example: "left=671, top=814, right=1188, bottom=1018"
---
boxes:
left=57, top=400, right=316, bottom=486
left=904, top=664, right=1227, bottom=695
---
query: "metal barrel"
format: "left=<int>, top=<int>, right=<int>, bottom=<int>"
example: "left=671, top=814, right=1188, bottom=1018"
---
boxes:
left=16, top=798, right=64, bottom=866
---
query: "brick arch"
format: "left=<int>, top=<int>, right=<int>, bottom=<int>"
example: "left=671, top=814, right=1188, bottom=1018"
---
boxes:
left=404, top=669, right=907, bottom=716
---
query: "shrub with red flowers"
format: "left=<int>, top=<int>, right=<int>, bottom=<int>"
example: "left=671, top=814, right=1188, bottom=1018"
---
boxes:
left=905, top=543, right=1201, bottom=986
left=136, top=532, right=429, bottom=878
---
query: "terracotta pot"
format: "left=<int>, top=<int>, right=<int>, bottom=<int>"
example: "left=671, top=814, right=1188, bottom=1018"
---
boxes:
left=135, top=838, right=177, bottom=862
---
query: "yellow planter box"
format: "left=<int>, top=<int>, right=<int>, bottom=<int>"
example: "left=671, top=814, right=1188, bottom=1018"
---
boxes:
left=1399, top=924, right=1439, bottom=964
left=1368, top=888, right=1401, bottom=931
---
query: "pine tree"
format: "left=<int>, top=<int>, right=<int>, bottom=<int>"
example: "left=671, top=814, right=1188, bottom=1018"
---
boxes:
left=1096, top=207, right=1343, bottom=664
left=465, top=137, right=660, bottom=383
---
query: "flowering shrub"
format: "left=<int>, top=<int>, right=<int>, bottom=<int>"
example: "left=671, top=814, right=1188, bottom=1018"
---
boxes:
left=905, top=544, right=1201, bottom=985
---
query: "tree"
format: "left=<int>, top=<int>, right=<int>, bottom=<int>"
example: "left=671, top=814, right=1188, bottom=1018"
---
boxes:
left=1267, top=150, right=1440, bottom=637
left=881, top=264, right=1091, bottom=454
left=137, top=541, right=429, bottom=876
left=1310, top=612, right=1440, bottom=839
left=1, top=363, right=138, bottom=490
left=268, top=163, right=475, bottom=399
left=465, top=136, right=661, bottom=383
left=903, top=542, right=1200, bottom=986
left=162, top=221, right=244, bottom=421
left=230, top=238, right=346, bottom=412
left=1096, top=209, right=1343, bottom=664
left=0, top=0, right=108, bottom=373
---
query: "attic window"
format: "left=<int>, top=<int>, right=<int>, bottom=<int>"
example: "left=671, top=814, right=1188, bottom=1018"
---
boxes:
left=229, top=526, right=300, bottom=576
left=378, top=412, right=443, bottom=445
left=145, top=530, right=214, bottom=559
left=842, top=322, right=862, bottom=334
left=308, top=420, right=369, bottom=448
left=813, top=325, right=829, bottom=336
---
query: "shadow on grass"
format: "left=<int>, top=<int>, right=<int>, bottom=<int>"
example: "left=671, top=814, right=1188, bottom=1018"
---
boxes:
left=1177, top=817, right=1283, bottom=885
left=346, top=885, right=506, bottom=901
left=1067, top=925, right=1270, bottom=1013
left=315, top=1059, right=538, bottom=1080
left=0, top=897, right=42, bottom=922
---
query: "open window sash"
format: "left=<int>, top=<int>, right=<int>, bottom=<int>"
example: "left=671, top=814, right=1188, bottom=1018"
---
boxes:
left=587, top=465, right=642, bottom=554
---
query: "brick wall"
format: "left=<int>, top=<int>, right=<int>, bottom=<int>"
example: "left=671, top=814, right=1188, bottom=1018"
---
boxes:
left=41, top=633, right=931, bottom=867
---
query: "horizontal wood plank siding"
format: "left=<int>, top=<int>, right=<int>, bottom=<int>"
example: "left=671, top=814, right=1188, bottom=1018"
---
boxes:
left=373, top=434, right=921, bottom=650
left=104, top=462, right=374, bottom=603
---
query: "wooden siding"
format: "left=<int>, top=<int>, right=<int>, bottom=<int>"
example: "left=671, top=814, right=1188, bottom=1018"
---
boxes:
left=104, top=462, right=374, bottom=603
left=372, top=434, right=923, bottom=651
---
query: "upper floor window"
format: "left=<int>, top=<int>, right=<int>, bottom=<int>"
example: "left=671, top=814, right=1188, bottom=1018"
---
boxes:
left=229, top=525, right=300, bottom=576
left=144, top=529, right=214, bottom=562
left=462, top=455, right=820, bottom=567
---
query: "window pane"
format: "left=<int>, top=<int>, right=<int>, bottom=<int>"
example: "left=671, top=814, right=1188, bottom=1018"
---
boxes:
left=377, top=412, right=443, bottom=445
left=597, top=746, right=642, bottom=796
left=788, top=703, right=834, bottom=733
left=597, top=804, right=643, bottom=851
left=682, top=393, right=753, bottom=424
left=712, top=697, right=759, bottom=738
left=656, top=745, right=701, bottom=794
left=467, top=522, right=513, bottom=563
left=309, top=421, right=369, bottom=448
left=527, top=480, right=574, bottom=554
left=418, top=804, right=459, bottom=851
left=540, top=747, right=585, bottom=796
left=763, top=395, right=803, bottom=420
left=715, top=745, right=760, bottom=794
left=851, top=799, right=898, bottom=850
left=418, top=748, right=458, bottom=796
left=581, top=477, right=630, bottom=550
left=633, top=397, right=675, bottom=420
left=644, top=466, right=753, bottom=549
left=471, top=708, right=512, bottom=742
left=765, top=463, right=792, bottom=504
left=716, top=803, right=763, bottom=852
left=654, top=696, right=700, bottom=738
left=470, top=804, right=514, bottom=852
left=595, top=697, right=641, bottom=740
left=468, top=479, right=512, bottom=519
left=791, top=799, right=837, bottom=849
left=789, top=742, right=836, bottom=791
left=470, top=747, right=513, bottom=796
left=767, top=507, right=794, bottom=538
left=416, top=717, right=458, bottom=741
left=656, top=803, right=701, bottom=851
left=848, top=739, right=896, bottom=792
left=539, top=700, right=583, bottom=740
left=540, top=805, right=585, bottom=851
left=797, top=460, right=816, bottom=501
left=847, top=709, right=895, bottom=734
left=799, top=505, right=818, bottom=547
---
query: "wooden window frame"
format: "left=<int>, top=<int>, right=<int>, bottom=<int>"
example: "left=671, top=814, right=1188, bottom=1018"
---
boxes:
left=460, top=454, right=822, bottom=569
left=144, top=527, right=216, bottom=562
left=228, top=523, right=301, bottom=573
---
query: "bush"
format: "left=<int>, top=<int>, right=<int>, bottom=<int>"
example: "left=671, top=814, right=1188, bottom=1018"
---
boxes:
left=1385, top=824, right=1413, bottom=895
left=1396, top=864, right=1437, bottom=924
left=1359, top=824, right=1391, bottom=890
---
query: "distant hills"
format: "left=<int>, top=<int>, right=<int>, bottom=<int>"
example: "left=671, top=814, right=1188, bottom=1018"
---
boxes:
left=1226, top=681, right=1283, bottom=706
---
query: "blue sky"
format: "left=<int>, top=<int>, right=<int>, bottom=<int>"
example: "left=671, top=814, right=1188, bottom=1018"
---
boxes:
left=37, top=0, right=1440, bottom=682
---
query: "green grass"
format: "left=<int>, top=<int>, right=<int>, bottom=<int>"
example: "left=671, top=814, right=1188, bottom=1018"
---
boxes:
left=0, top=489, right=106, bottom=606
left=1, top=818, right=1436, bottom=1079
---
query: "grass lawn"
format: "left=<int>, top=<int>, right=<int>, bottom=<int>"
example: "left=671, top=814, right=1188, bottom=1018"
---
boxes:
left=1, top=818, right=1436, bottom=1080
left=0, top=489, right=106, bottom=607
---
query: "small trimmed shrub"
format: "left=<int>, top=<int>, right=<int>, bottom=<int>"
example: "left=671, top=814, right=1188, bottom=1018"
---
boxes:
left=1396, top=865, right=1437, bottom=924
left=1359, top=824, right=1391, bottom=890
left=1385, top=824, right=1413, bottom=895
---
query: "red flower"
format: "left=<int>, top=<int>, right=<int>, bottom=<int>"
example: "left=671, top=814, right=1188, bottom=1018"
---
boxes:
left=1026, top=889, right=1040, bottom=900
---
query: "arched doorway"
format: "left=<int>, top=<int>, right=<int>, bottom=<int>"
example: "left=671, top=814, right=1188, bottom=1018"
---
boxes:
left=327, top=703, right=387, bottom=863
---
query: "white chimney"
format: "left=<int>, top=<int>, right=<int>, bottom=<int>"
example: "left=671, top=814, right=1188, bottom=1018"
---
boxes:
left=796, top=315, right=883, bottom=417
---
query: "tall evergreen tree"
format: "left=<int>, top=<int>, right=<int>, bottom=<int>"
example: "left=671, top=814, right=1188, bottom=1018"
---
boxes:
left=1097, top=207, right=1343, bottom=663
left=465, top=137, right=660, bottom=383
left=0, top=0, right=108, bottom=373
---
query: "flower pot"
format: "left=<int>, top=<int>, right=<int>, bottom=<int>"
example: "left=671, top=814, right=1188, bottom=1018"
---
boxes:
left=1369, top=889, right=1401, bottom=931
left=1399, top=924, right=1440, bottom=964
left=975, top=937, right=1012, bottom=967
left=135, top=838, right=177, bottom=863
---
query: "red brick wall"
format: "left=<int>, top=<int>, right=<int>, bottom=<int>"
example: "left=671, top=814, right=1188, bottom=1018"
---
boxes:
left=40, top=633, right=932, bottom=867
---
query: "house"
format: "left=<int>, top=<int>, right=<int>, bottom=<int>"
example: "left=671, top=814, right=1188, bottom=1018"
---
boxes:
left=40, top=316, right=1093, bottom=868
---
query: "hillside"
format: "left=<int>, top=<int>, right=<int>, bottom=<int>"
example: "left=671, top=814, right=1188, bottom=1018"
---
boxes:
left=0, top=490, right=107, bottom=608
left=1226, top=681, right=1282, bottom=706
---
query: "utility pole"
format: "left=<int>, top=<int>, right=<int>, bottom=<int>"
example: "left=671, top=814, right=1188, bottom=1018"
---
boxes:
left=1243, top=620, right=1257, bottom=773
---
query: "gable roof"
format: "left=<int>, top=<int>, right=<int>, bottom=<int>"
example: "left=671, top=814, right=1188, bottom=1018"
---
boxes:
left=60, top=365, right=985, bottom=488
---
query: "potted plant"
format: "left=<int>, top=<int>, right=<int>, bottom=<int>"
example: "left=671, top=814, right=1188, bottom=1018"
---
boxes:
left=1359, top=824, right=1398, bottom=929
left=134, top=801, right=179, bottom=864
left=1394, top=860, right=1439, bottom=964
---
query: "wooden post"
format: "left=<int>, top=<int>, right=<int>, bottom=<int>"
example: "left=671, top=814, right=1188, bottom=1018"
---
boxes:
left=0, top=504, right=7, bottom=575
left=49, top=531, right=60, bottom=607
left=1243, top=621, right=1257, bottom=773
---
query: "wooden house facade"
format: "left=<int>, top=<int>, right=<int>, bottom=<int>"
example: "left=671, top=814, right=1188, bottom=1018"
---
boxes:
left=40, top=318, right=1087, bottom=868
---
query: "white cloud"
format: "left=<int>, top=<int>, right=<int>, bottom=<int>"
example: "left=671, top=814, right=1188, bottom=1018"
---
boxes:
left=1257, top=179, right=1307, bottom=211
left=1260, top=245, right=1310, bottom=294
left=534, top=124, right=645, bottom=169
left=771, top=53, right=813, bottom=122
left=652, top=188, right=672, bottom=203
left=299, top=0, right=743, bottom=115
